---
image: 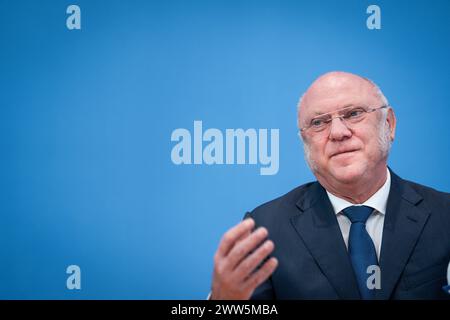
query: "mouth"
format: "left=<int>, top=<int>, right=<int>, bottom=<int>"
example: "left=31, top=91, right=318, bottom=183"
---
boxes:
left=330, top=149, right=359, bottom=158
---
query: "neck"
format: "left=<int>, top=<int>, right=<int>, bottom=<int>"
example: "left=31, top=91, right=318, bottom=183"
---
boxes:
left=318, top=166, right=388, bottom=204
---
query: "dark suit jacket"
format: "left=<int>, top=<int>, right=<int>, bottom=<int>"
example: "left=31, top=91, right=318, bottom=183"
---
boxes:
left=246, top=169, right=450, bottom=299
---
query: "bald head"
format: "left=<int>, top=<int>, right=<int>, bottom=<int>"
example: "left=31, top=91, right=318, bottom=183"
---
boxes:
left=297, top=71, right=388, bottom=129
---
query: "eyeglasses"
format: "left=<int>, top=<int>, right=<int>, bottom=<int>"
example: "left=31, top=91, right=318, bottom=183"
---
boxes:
left=300, top=105, right=388, bottom=133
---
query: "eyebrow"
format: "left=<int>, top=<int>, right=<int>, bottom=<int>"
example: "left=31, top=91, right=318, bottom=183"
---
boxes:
left=312, top=104, right=357, bottom=116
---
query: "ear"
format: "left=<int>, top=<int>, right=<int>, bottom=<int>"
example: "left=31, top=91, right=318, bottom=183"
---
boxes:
left=386, top=107, right=396, bottom=141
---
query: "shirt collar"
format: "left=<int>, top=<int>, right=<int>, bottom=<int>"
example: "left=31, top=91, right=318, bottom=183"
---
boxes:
left=326, top=168, right=391, bottom=215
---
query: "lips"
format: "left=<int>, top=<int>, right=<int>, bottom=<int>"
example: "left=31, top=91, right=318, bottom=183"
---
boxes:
left=330, top=149, right=359, bottom=158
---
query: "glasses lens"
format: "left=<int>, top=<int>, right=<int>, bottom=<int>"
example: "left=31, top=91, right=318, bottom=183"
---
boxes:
left=310, top=115, right=330, bottom=131
left=342, top=107, right=366, bottom=123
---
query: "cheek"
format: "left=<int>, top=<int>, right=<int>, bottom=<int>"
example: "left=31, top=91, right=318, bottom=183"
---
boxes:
left=359, top=131, right=381, bottom=158
left=310, top=138, right=328, bottom=163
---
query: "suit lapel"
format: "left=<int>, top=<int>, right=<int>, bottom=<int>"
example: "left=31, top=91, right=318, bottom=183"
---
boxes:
left=375, top=170, right=431, bottom=299
left=291, top=182, right=360, bottom=299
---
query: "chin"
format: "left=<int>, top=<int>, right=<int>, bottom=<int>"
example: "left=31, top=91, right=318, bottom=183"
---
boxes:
left=329, top=162, right=367, bottom=184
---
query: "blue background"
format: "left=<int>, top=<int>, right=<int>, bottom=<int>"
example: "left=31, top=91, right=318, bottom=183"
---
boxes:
left=1, top=0, right=449, bottom=299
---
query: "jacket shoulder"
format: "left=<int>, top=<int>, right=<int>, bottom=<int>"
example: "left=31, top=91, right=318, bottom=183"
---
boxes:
left=402, top=178, right=450, bottom=209
left=247, top=181, right=316, bottom=220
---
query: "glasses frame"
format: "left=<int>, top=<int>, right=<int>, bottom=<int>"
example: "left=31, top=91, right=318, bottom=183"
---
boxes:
left=299, top=105, right=389, bottom=133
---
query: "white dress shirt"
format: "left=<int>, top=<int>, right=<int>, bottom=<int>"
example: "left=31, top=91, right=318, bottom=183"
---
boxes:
left=326, top=168, right=391, bottom=260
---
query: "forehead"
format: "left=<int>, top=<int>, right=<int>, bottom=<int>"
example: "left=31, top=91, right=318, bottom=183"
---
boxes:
left=301, top=75, right=380, bottom=117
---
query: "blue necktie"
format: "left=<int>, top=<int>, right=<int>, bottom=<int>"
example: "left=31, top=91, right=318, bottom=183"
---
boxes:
left=342, top=205, right=378, bottom=299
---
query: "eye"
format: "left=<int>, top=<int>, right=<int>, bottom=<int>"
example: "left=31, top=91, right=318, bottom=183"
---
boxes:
left=311, top=118, right=326, bottom=127
left=345, top=108, right=365, bottom=119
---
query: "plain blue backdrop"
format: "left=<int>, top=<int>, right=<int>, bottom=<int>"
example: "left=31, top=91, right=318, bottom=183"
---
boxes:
left=0, top=0, right=449, bottom=299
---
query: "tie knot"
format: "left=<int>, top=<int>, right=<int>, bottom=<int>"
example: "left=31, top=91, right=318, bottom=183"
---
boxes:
left=342, top=205, right=374, bottom=224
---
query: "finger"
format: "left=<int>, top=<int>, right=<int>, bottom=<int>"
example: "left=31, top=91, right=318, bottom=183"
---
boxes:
left=235, top=228, right=252, bottom=246
left=233, top=240, right=275, bottom=280
left=243, top=257, right=278, bottom=292
left=226, top=227, right=269, bottom=271
left=216, top=218, right=255, bottom=258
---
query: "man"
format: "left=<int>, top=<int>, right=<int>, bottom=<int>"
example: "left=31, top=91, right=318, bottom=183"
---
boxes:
left=210, top=71, right=450, bottom=299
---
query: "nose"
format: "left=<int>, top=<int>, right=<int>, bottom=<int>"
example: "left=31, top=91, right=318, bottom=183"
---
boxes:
left=328, top=117, right=352, bottom=141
